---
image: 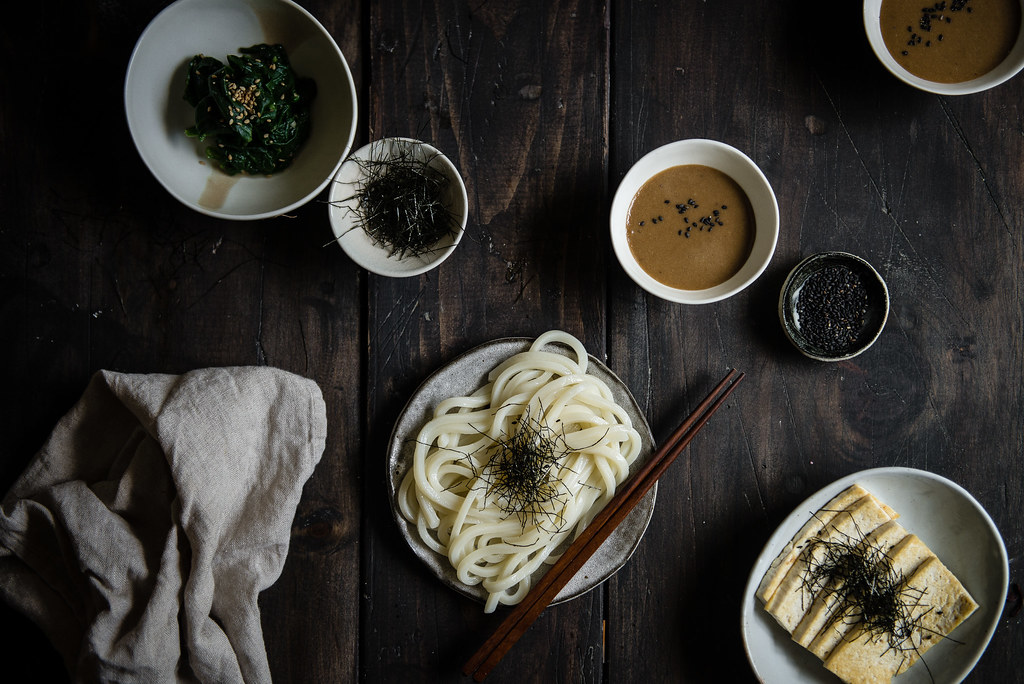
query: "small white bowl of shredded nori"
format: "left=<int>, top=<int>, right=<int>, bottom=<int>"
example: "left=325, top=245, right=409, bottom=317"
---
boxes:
left=779, top=251, right=890, bottom=362
left=326, top=138, right=468, bottom=278
left=125, top=0, right=357, bottom=220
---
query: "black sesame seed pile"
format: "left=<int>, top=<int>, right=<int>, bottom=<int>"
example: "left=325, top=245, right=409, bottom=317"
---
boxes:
left=900, top=0, right=969, bottom=56
left=795, top=265, right=870, bottom=354
left=638, top=198, right=730, bottom=239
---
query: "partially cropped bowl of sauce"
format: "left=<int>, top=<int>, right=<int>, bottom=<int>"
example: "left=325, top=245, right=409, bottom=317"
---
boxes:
left=879, top=0, right=1021, bottom=83
left=864, top=0, right=1024, bottom=94
left=626, top=165, right=754, bottom=290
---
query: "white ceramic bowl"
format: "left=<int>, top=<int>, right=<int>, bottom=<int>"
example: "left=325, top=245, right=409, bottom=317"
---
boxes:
left=125, top=0, right=358, bottom=220
left=863, top=0, right=1024, bottom=95
left=610, top=139, right=779, bottom=305
left=328, top=138, right=468, bottom=277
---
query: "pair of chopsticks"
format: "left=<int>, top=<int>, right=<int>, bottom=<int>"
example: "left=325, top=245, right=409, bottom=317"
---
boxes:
left=462, top=368, right=745, bottom=681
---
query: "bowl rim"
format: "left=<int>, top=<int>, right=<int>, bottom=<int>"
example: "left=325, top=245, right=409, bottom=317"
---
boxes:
left=778, top=250, right=890, bottom=362
left=862, top=0, right=1024, bottom=95
left=327, top=137, right=469, bottom=277
left=124, top=0, right=358, bottom=220
left=609, top=138, right=780, bottom=305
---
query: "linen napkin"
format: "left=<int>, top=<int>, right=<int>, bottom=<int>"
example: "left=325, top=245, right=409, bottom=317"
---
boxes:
left=0, top=367, right=327, bottom=683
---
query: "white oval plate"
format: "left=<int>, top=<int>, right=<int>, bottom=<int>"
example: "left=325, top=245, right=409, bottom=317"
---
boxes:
left=741, top=467, right=1008, bottom=683
left=387, top=337, right=656, bottom=606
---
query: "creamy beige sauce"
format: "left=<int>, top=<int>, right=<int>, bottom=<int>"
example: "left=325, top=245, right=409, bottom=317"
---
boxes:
left=198, top=171, right=239, bottom=210
left=880, top=0, right=1021, bottom=83
left=626, top=164, right=754, bottom=290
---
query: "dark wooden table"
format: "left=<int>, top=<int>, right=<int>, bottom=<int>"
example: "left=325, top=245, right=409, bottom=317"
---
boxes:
left=2, top=1, right=1022, bottom=682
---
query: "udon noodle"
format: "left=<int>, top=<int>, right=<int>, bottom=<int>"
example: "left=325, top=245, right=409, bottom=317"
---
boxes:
left=397, top=330, right=643, bottom=612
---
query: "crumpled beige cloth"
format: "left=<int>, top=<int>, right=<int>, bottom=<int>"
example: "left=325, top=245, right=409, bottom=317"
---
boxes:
left=0, top=367, right=327, bottom=683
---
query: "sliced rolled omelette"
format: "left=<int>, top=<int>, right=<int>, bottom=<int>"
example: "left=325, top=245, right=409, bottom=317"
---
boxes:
left=758, top=484, right=978, bottom=684
left=790, top=519, right=908, bottom=648
left=764, top=495, right=896, bottom=633
left=824, top=555, right=978, bottom=683
left=757, top=484, right=876, bottom=604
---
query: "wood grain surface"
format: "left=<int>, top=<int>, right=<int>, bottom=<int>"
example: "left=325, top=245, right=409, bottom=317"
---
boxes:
left=1, top=0, right=1021, bottom=682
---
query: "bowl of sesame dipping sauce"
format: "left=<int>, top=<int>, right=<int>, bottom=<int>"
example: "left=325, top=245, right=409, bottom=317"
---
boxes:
left=610, top=139, right=780, bottom=305
left=864, top=0, right=1024, bottom=95
left=779, top=252, right=890, bottom=362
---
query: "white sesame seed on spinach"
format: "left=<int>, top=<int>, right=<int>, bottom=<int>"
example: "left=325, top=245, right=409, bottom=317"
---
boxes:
left=183, top=43, right=315, bottom=176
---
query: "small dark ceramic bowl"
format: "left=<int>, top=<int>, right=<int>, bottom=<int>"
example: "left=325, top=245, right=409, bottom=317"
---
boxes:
left=779, top=252, right=889, bottom=362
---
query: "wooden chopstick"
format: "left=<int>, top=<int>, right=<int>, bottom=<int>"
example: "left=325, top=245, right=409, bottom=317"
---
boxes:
left=462, top=368, right=745, bottom=681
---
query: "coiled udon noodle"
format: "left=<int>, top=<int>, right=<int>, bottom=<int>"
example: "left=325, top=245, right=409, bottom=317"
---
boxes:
left=397, top=330, right=643, bottom=612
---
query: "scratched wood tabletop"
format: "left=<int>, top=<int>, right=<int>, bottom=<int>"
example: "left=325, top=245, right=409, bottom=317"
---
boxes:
left=1, top=0, right=1021, bottom=682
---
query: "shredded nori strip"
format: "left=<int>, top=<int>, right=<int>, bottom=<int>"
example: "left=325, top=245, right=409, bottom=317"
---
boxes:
left=333, top=140, right=460, bottom=260
left=476, top=410, right=575, bottom=531
left=426, top=405, right=607, bottom=534
left=797, top=513, right=947, bottom=665
left=183, top=43, right=315, bottom=176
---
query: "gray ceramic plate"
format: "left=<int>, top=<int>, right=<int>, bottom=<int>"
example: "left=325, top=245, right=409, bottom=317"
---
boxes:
left=387, top=337, right=656, bottom=607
